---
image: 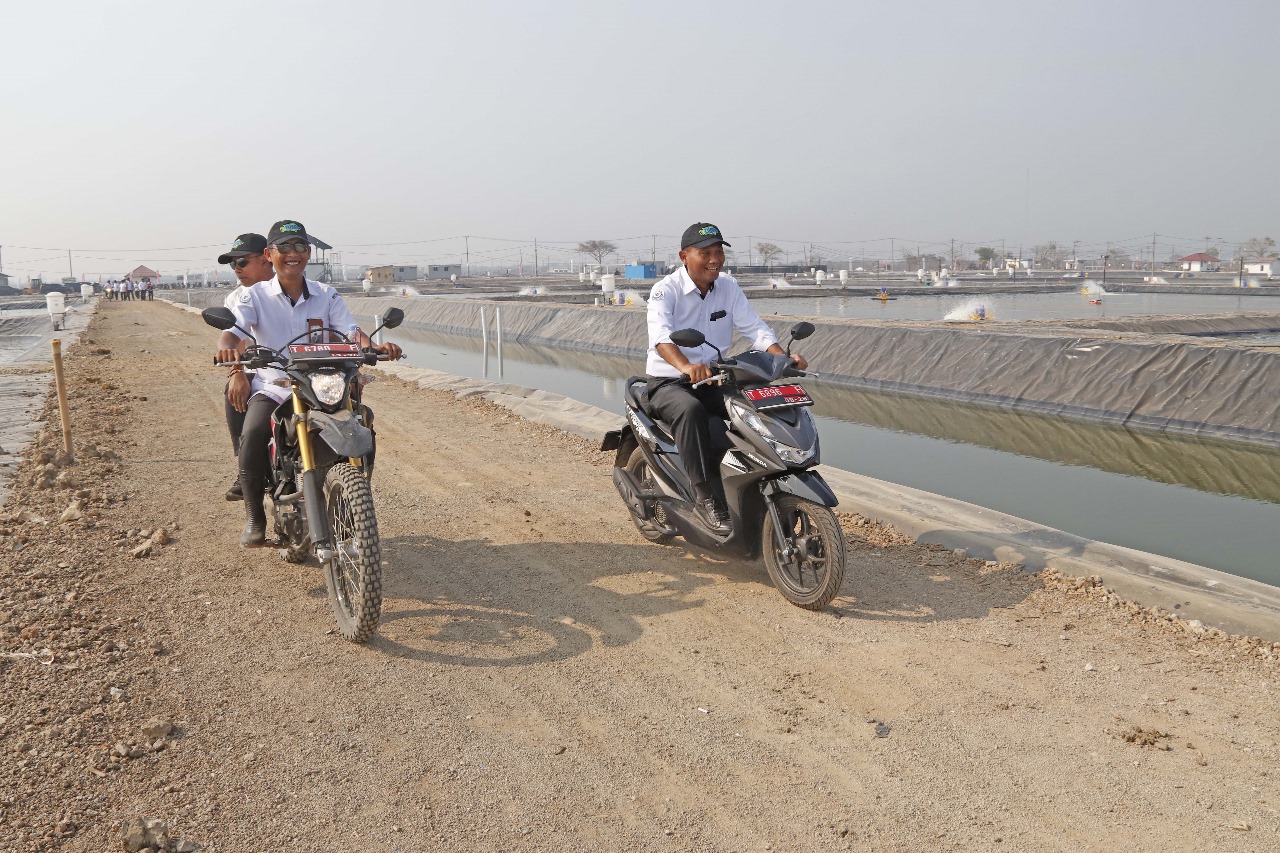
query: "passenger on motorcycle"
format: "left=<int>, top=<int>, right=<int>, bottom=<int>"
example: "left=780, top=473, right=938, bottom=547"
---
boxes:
left=217, top=232, right=274, bottom=502
left=645, top=222, right=807, bottom=534
left=213, top=219, right=404, bottom=547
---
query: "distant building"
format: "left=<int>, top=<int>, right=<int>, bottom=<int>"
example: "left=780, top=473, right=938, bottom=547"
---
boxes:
left=624, top=264, right=658, bottom=279
left=367, top=265, right=418, bottom=284
left=425, top=264, right=461, bottom=280
left=129, top=265, right=160, bottom=283
left=1244, top=258, right=1280, bottom=277
left=1178, top=253, right=1221, bottom=273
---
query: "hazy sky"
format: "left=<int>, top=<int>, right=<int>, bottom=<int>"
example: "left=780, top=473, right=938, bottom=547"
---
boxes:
left=2, top=0, right=1278, bottom=276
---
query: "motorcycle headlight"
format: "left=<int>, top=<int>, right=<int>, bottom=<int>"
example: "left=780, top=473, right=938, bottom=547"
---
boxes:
left=731, top=400, right=815, bottom=465
left=310, top=370, right=347, bottom=406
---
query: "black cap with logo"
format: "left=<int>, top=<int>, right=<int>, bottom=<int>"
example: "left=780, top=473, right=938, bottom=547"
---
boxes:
left=681, top=222, right=731, bottom=250
left=216, top=233, right=268, bottom=265
left=266, top=219, right=310, bottom=246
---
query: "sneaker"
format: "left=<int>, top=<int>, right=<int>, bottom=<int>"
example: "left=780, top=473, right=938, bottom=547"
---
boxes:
left=225, top=479, right=243, bottom=501
left=695, top=496, right=731, bottom=534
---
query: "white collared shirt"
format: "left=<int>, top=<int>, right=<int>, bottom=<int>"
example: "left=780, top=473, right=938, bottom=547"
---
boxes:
left=645, top=267, right=778, bottom=377
left=227, top=276, right=358, bottom=403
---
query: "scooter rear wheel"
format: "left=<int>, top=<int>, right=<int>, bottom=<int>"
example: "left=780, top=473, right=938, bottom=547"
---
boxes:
left=762, top=496, right=846, bottom=609
left=625, top=454, right=672, bottom=544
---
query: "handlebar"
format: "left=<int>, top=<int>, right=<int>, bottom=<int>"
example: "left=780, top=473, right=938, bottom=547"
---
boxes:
left=215, top=345, right=399, bottom=369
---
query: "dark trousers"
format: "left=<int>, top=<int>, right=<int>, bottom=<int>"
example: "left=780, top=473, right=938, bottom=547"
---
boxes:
left=645, top=376, right=729, bottom=496
left=238, top=395, right=280, bottom=503
left=224, top=380, right=247, bottom=455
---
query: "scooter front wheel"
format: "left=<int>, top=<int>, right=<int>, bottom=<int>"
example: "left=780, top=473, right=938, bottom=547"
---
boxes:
left=762, top=496, right=846, bottom=609
left=625, top=454, right=672, bottom=544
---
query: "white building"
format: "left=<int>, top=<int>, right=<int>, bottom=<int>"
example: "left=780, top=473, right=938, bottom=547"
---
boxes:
left=425, top=264, right=462, bottom=280
left=1244, top=258, right=1280, bottom=277
left=1178, top=253, right=1221, bottom=273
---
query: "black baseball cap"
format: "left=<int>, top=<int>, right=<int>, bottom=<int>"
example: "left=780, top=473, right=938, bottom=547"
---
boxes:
left=266, top=219, right=310, bottom=246
left=681, top=222, right=731, bottom=250
left=216, top=233, right=268, bottom=264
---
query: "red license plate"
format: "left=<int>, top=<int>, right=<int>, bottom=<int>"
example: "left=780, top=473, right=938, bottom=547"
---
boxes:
left=288, top=343, right=361, bottom=358
left=743, top=384, right=813, bottom=408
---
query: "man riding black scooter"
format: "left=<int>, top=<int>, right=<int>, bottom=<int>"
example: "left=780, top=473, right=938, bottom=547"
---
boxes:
left=644, top=222, right=807, bottom=533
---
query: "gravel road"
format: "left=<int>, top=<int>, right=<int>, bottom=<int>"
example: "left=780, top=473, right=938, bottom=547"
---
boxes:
left=2, top=299, right=1277, bottom=852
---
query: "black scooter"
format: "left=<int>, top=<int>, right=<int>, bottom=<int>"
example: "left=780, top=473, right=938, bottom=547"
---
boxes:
left=602, top=322, right=846, bottom=609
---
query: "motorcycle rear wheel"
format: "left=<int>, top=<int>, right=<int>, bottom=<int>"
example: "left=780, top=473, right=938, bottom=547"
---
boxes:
left=762, top=496, right=846, bottom=610
left=322, top=462, right=383, bottom=642
left=625, top=454, right=672, bottom=544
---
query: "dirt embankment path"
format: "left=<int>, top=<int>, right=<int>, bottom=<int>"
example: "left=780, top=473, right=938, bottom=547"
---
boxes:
left=2, top=300, right=1278, bottom=852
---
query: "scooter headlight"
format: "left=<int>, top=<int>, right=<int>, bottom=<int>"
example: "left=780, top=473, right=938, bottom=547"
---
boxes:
left=310, top=370, right=347, bottom=406
left=731, top=400, right=815, bottom=465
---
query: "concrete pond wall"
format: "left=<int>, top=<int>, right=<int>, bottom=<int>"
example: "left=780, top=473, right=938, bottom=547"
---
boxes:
left=341, top=296, right=1280, bottom=448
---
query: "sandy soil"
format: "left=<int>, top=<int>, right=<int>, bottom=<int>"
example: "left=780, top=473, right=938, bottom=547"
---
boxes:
left=1, top=299, right=1278, bottom=852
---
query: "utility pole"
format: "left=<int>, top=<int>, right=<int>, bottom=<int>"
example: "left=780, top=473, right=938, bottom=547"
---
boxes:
left=949, top=238, right=955, bottom=271
left=1151, top=232, right=1157, bottom=278
left=1072, top=240, right=1079, bottom=270
left=519, top=248, right=523, bottom=277
left=464, top=235, right=470, bottom=277
left=651, top=235, right=656, bottom=267
left=67, top=250, right=74, bottom=280
left=533, top=238, right=538, bottom=279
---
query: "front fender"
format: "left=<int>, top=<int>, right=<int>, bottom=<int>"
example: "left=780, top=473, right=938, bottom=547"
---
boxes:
left=308, top=409, right=374, bottom=459
left=765, top=470, right=839, bottom=507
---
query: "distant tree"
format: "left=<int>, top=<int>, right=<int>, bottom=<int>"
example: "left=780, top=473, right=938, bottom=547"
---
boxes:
left=902, top=252, right=921, bottom=271
left=1032, top=241, right=1069, bottom=269
left=1104, top=246, right=1131, bottom=266
left=1241, top=236, right=1277, bottom=259
left=974, top=246, right=997, bottom=267
left=576, top=240, right=617, bottom=268
left=756, top=242, right=784, bottom=268
left=1205, top=246, right=1221, bottom=258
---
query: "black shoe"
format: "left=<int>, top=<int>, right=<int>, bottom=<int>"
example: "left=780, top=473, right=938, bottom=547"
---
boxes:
left=695, top=496, right=732, bottom=534
left=225, top=478, right=243, bottom=501
left=241, top=495, right=267, bottom=548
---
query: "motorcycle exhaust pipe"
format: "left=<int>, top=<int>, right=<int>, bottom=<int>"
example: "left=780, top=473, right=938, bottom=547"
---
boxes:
left=613, top=467, right=666, bottom=514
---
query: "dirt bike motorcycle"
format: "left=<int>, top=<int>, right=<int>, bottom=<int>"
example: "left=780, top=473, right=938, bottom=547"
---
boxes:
left=203, top=305, right=405, bottom=642
left=602, top=321, right=846, bottom=609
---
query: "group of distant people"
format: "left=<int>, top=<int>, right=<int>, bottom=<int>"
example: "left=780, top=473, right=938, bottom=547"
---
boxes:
left=103, top=279, right=153, bottom=300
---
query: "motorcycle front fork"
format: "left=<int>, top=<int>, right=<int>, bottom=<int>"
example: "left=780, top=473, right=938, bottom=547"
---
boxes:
left=292, top=393, right=334, bottom=561
left=761, top=486, right=796, bottom=561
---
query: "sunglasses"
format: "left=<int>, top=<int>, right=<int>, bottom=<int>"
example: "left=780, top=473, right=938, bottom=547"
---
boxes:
left=228, top=257, right=253, bottom=269
left=274, top=241, right=311, bottom=254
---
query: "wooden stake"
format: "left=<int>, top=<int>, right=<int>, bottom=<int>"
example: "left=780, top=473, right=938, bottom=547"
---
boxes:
left=51, top=339, right=74, bottom=461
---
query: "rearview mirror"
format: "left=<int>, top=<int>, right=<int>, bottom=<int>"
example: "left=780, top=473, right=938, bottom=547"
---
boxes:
left=670, top=328, right=705, bottom=349
left=381, top=307, right=405, bottom=329
left=201, top=307, right=237, bottom=331
left=789, top=321, right=815, bottom=341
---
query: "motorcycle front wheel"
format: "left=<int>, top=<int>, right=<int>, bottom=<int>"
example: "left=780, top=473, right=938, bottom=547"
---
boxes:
left=322, top=462, right=384, bottom=642
left=762, top=496, right=846, bottom=610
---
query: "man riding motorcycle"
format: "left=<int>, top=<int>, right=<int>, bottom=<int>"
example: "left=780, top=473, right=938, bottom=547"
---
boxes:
left=214, top=219, right=403, bottom=546
left=645, top=222, right=807, bottom=534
